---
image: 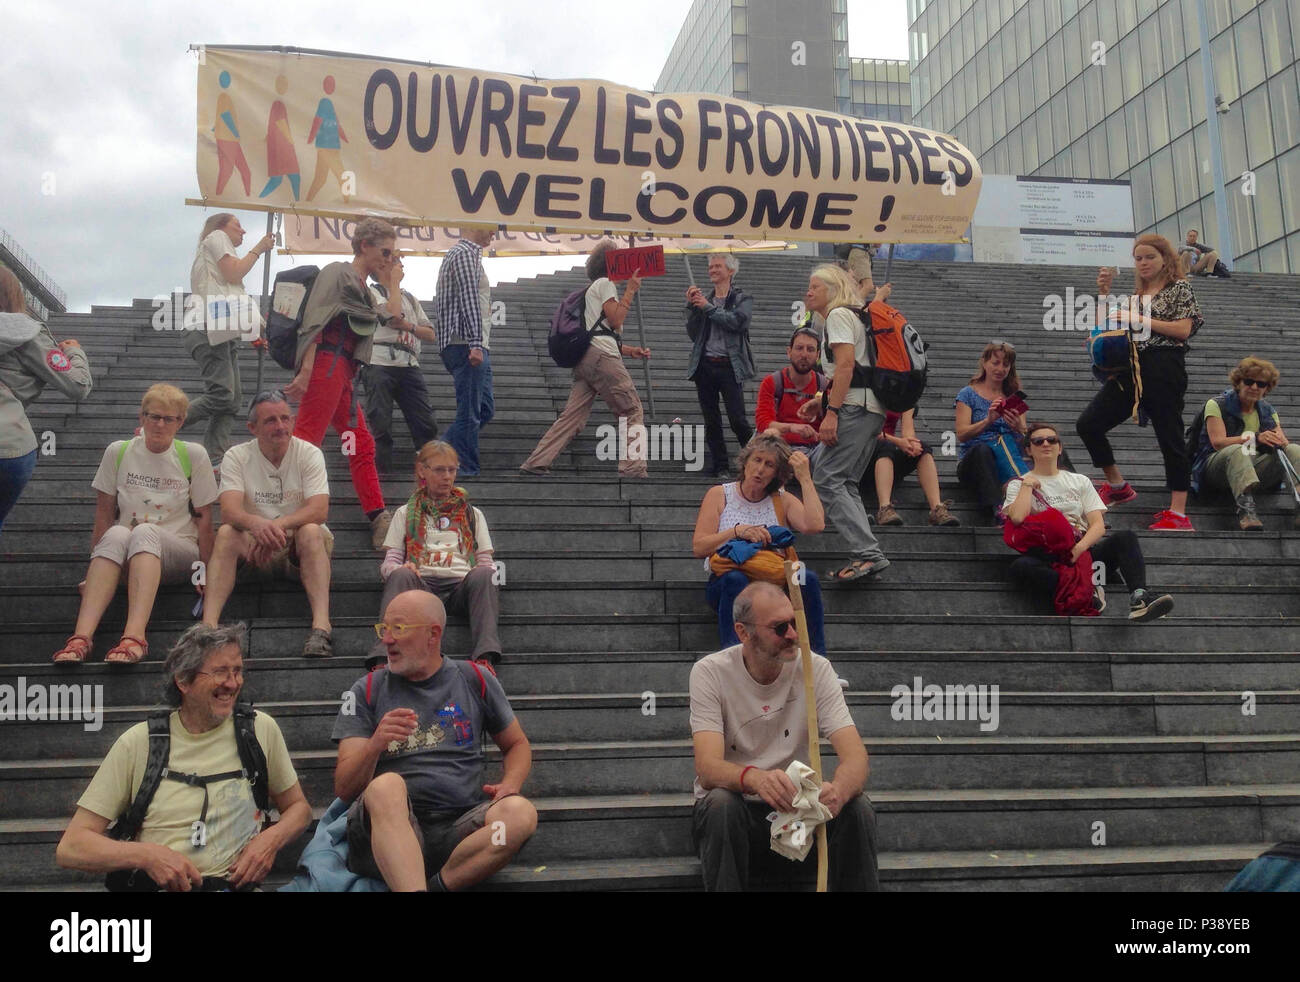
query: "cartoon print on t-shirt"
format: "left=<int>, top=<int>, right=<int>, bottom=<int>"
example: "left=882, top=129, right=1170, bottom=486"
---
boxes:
left=439, top=702, right=474, bottom=746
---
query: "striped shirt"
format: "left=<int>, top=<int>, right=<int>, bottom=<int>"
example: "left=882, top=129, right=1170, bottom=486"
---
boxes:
left=435, top=239, right=486, bottom=351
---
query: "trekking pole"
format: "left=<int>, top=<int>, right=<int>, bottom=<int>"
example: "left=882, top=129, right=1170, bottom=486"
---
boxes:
left=1277, top=449, right=1300, bottom=506
left=883, top=242, right=895, bottom=284
left=784, top=558, right=829, bottom=892
left=628, top=235, right=655, bottom=420
left=254, top=211, right=277, bottom=396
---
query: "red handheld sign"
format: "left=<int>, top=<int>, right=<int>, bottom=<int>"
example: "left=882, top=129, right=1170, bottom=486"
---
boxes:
left=605, top=245, right=666, bottom=281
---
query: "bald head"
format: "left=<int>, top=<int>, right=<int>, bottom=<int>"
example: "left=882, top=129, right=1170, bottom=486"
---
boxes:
left=379, top=590, right=448, bottom=680
left=733, top=581, right=786, bottom=626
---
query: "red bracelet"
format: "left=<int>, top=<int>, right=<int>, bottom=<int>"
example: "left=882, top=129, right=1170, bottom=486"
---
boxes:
left=738, top=765, right=755, bottom=792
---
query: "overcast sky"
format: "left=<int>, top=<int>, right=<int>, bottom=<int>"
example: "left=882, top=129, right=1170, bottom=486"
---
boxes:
left=4, top=0, right=910, bottom=312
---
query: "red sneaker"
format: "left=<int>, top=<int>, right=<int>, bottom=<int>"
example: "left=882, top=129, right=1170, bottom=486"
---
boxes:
left=1149, top=509, right=1194, bottom=531
left=1097, top=481, right=1137, bottom=505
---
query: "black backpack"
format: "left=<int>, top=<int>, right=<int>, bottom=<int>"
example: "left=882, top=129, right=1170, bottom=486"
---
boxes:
left=105, top=703, right=269, bottom=891
left=547, top=285, right=618, bottom=368
left=266, top=265, right=320, bottom=370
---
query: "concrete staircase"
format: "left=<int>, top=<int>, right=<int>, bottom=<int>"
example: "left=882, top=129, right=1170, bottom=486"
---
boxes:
left=2, top=254, right=1299, bottom=891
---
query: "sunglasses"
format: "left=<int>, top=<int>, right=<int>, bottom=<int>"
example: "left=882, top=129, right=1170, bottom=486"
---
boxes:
left=988, top=339, right=1016, bottom=352
left=380, top=248, right=393, bottom=258
left=1029, top=436, right=1060, bottom=446
left=753, top=618, right=797, bottom=636
left=1242, top=379, right=1270, bottom=389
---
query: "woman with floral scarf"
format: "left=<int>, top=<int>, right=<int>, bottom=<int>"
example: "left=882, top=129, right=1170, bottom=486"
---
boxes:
left=370, top=441, right=501, bottom=669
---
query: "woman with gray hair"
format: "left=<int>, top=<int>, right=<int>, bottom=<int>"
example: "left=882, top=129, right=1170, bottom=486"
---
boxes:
left=520, top=239, right=651, bottom=476
left=287, top=216, right=396, bottom=549
left=691, top=434, right=828, bottom=653
left=685, top=252, right=755, bottom=477
left=186, top=213, right=273, bottom=459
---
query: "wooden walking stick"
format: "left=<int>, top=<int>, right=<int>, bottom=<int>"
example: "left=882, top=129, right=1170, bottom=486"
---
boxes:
left=785, top=558, right=829, bottom=892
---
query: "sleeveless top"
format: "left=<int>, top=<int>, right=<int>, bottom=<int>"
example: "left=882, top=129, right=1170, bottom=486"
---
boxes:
left=707, top=483, right=782, bottom=571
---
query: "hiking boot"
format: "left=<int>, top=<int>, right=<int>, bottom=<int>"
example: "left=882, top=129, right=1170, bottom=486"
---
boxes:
left=1129, top=589, right=1174, bottom=622
left=1235, top=493, right=1264, bottom=531
left=1149, top=509, right=1195, bottom=531
left=1097, top=481, right=1138, bottom=505
left=928, top=500, right=959, bottom=526
left=370, top=509, right=393, bottom=551
left=876, top=503, right=903, bottom=526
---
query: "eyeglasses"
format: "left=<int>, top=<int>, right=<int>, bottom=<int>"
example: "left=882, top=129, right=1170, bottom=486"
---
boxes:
left=373, top=622, right=437, bottom=639
left=987, top=340, right=1016, bottom=352
left=1029, top=436, right=1060, bottom=446
left=142, top=412, right=183, bottom=426
left=418, top=463, right=459, bottom=476
left=1242, top=379, right=1270, bottom=389
left=195, top=667, right=245, bottom=684
left=745, top=618, right=797, bottom=637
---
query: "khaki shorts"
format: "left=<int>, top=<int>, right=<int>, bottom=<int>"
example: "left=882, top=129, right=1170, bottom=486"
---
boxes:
left=91, top=524, right=199, bottom=583
left=345, top=787, right=492, bottom=882
left=236, top=526, right=334, bottom=582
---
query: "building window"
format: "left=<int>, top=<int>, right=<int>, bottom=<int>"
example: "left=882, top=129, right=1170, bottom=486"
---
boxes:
left=1270, top=67, right=1300, bottom=154
left=1243, top=84, right=1275, bottom=168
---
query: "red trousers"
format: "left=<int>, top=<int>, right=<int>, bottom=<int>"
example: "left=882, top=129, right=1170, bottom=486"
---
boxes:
left=293, top=352, right=385, bottom=514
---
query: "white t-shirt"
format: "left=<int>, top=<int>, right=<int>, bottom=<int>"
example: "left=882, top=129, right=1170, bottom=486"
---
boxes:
left=585, top=278, right=621, bottom=357
left=689, top=644, right=856, bottom=800
left=1003, top=469, right=1107, bottom=536
left=384, top=503, right=493, bottom=581
left=820, top=307, right=884, bottom=413
left=190, top=230, right=242, bottom=299
left=478, top=265, right=493, bottom=350
left=367, top=285, right=427, bottom=368
left=220, top=437, right=329, bottom=522
left=92, top=437, right=219, bottom=543
left=190, top=229, right=259, bottom=345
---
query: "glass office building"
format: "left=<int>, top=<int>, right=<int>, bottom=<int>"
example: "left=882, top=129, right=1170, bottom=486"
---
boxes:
left=908, top=0, right=1300, bottom=273
left=656, top=0, right=911, bottom=123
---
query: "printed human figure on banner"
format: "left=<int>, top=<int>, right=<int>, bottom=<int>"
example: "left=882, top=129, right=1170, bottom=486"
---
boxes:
left=259, top=75, right=301, bottom=200
left=213, top=71, right=252, bottom=196
left=306, top=75, right=349, bottom=202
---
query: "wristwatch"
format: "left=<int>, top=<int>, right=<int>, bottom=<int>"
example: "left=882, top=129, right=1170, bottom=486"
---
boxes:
left=827, top=405, right=842, bottom=415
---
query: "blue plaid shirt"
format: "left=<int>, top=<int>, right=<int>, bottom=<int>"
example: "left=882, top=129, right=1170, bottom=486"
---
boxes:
left=435, top=239, right=485, bottom=351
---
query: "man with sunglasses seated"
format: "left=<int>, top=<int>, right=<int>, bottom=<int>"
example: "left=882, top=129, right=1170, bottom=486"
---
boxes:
left=1004, top=423, right=1174, bottom=622
left=57, top=623, right=311, bottom=891
left=1190, top=357, right=1300, bottom=531
left=332, top=589, right=537, bottom=892
left=690, top=581, right=879, bottom=891
left=200, top=390, right=335, bottom=658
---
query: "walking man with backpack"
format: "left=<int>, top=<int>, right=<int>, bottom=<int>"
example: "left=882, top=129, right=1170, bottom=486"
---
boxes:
left=56, top=622, right=310, bottom=891
left=685, top=253, right=754, bottom=477
left=520, top=238, right=650, bottom=477
left=333, top=589, right=537, bottom=891
left=436, top=226, right=496, bottom=477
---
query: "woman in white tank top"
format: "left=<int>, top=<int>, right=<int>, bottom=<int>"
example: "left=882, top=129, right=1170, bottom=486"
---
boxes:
left=692, top=435, right=829, bottom=654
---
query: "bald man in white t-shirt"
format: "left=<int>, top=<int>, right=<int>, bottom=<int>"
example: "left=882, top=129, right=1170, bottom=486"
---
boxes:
left=689, top=581, right=879, bottom=891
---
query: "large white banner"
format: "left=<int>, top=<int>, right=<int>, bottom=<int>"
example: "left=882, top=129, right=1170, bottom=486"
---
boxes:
left=196, top=46, right=982, bottom=244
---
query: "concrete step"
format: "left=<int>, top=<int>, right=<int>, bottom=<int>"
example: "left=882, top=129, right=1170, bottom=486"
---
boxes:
left=5, top=734, right=1300, bottom=819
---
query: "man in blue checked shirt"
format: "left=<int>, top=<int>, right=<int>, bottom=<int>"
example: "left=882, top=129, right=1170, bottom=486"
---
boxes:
left=435, top=226, right=496, bottom=476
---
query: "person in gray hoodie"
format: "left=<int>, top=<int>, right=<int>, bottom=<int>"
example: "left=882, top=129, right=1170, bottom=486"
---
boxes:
left=0, top=264, right=92, bottom=532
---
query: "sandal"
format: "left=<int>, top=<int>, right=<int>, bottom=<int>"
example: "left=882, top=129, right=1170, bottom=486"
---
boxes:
left=302, top=628, right=333, bottom=658
left=105, top=635, right=148, bottom=665
left=52, top=635, right=93, bottom=664
left=829, top=558, right=891, bottom=582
